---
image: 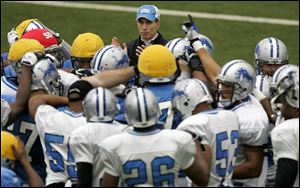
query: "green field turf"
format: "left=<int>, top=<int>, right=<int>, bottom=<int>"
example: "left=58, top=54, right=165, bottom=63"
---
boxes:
left=1, top=1, right=299, bottom=66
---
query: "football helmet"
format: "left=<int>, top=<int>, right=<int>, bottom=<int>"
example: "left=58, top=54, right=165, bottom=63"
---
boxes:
left=216, top=59, right=256, bottom=108
left=15, top=19, right=47, bottom=38
left=165, top=38, right=191, bottom=61
left=1, top=131, right=19, bottom=169
left=254, top=37, right=288, bottom=75
left=91, top=45, right=129, bottom=71
left=125, top=88, right=160, bottom=128
left=82, top=87, right=118, bottom=122
left=21, top=29, right=66, bottom=68
left=71, top=32, right=104, bottom=69
left=8, top=38, right=44, bottom=62
left=31, top=56, right=64, bottom=96
left=138, top=45, right=177, bottom=85
left=270, top=64, right=299, bottom=110
left=172, top=78, right=213, bottom=120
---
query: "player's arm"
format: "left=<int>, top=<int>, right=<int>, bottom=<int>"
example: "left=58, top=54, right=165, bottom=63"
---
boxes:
left=12, top=137, right=44, bottom=187
left=102, top=172, right=119, bottom=187
left=82, top=66, right=135, bottom=88
left=76, top=162, right=93, bottom=187
left=232, top=144, right=264, bottom=179
left=184, top=140, right=210, bottom=186
left=28, top=94, right=69, bottom=118
left=275, top=158, right=298, bottom=186
left=6, top=65, right=32, bottom=126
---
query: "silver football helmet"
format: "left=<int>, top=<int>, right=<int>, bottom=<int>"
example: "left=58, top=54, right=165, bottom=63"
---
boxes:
left=172, top=78, right=213, bottom=120
left=165, top=38, right=191, bottom=61
left=31, top=57, right=63, bottom=96
left=125, top=88, right=160, bottom=128
left=254, top=37, right=288, bottom=75
left=270, top=64, right=299, bottom=110
left=91, top=45, right=129, bottom=71
left=82, top=87, right=118, bottom=122
left=216, top=59, right=256, bottom=108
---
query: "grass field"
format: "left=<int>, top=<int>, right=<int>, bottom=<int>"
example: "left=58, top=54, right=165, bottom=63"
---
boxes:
left=1, top=1, right=299, bottom=66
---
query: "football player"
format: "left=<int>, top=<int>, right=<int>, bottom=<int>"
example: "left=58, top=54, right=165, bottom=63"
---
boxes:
left=100, top=88, right=209, bottom=187
left=28, top=80, right=94, bottom=186
left=174, top=78, right=240, bottom=187
left=270, top=64, right=299, bottom=187
left=69, top=87, right=129, bottom=187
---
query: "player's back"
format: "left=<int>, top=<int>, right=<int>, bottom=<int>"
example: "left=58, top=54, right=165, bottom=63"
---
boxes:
left=69, top=122, right=129, bottom=187
left=34, top=105, right=86, bottom=186
left=100, top=129, right=195, bottom=187
left=177, top=109, right=239, bottom=187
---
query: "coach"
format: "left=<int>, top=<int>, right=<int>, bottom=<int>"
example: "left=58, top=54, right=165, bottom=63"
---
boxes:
left=126, top=4, right=168, bottom=66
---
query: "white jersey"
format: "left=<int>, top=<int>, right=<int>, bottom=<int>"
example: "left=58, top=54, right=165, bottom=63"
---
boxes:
left=34, top=105, right=86, bottom=186
left=177, top=109, right=240, bottom=187
left=231, top=95, right=269, bottom=187
left=57, top=69, right=79, bottom=97
left=271, top=118, right=299, bottom=187
left=255, top=74, right=272, bottom=98
left=1, top=76, right=18, bottom=96
left=100, top=129, right=196, bottom=187
left=69, top=122, right=129, bottom=187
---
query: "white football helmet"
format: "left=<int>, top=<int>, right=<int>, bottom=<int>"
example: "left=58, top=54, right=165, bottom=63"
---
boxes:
left=82, top=87, right=118, bottom=122
left=216, top=59, right=256, bottom=108
left=91, top=45, right=129, bottom=71
left=172, top=78, right=213, bottom=120
left=31, top=57, right=64, bottom=96
left=125, top=88, right=160, bottom=128
left=254, top=37, right=288, bottom=75
left=270, top=64, right=299, bottom=110
left=165, top=38, right=191, bottom=61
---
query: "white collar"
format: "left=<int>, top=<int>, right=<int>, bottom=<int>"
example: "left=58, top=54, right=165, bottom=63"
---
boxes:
left=141, top=33, right=158, bottom=46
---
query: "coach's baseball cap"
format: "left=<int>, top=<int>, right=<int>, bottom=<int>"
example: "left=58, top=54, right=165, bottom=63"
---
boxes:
left=67, top=80, right=94, bottom=102
left=136, top=5, right=160, bottom=22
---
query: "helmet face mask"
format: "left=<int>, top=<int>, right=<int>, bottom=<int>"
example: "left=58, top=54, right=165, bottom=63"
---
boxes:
left=216, top=60, right=256, bottom=108
left=270, top=64, right=299, bottom=111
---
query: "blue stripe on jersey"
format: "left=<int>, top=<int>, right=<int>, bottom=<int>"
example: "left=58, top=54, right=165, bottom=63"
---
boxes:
left=201, top=109, right=219, bottom=114
left=128, top=128, right=160, bottom=136
left=59, top=106, right=83, bottom=117
left=2, top=76, right=18, bottom=91
left=259, top=75, right=264, bottom=91
left=103, top=88, right=106, bottom=117
left=231, top=96, right=251, bottom=111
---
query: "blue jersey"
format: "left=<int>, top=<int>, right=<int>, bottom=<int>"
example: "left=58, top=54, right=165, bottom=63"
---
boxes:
left=62, top=59, right=73, bottom=69
left=1, top=166, right=22, bottom=187
left=1, top=94, right=46, bottom=183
